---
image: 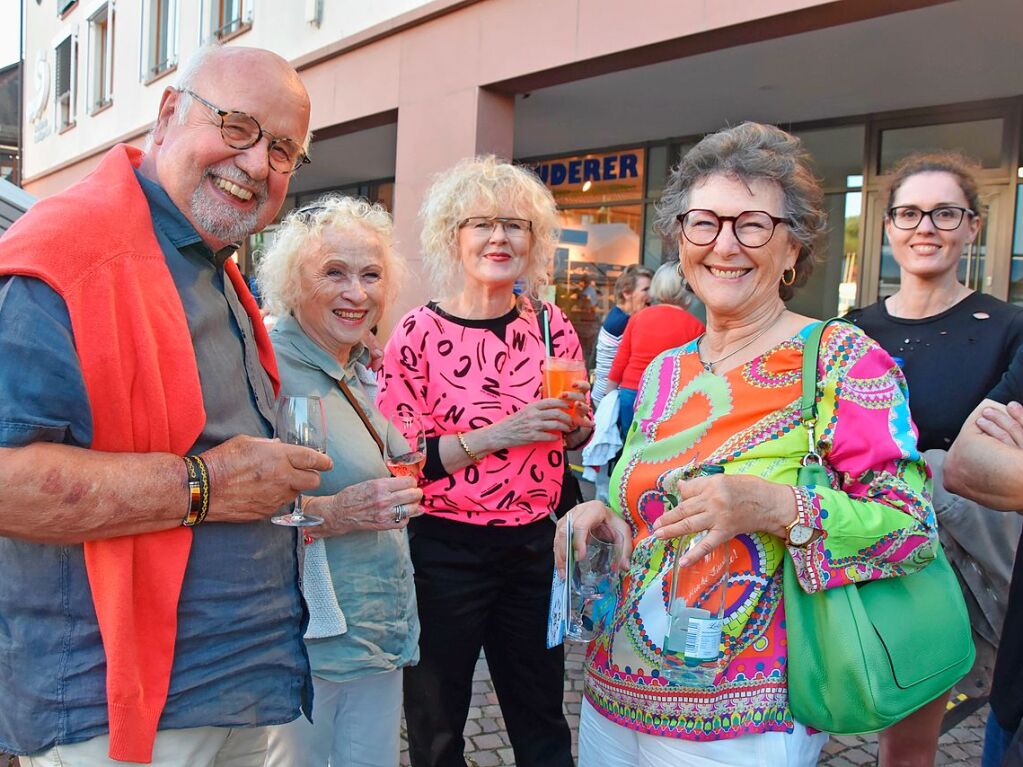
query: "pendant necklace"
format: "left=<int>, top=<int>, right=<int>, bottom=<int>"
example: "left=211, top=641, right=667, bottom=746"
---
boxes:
left=697, top=313, right=785, bottom=373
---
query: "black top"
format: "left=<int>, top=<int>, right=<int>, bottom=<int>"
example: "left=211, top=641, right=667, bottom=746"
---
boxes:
left=986, top=354, right=1023, bottom=731
left=846, top=292, right=1023, bottom=451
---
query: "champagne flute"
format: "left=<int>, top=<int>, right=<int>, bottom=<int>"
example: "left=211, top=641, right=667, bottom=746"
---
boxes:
left=385, top=412, right=427, bottom=479
left=272, top=395, right=327, bottom=527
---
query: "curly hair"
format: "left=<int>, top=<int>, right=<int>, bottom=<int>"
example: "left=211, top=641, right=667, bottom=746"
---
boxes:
left=419, top=155, right=560, bottom=301
left=655, top=122, right=827, bottom=301
left=885, top=151, right=981, bottom=214
left=256, top=193, right=400, bottom=317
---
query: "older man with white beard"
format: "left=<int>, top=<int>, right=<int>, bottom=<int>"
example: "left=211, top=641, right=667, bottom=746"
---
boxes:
left=0, top=45, right=331, bottom=767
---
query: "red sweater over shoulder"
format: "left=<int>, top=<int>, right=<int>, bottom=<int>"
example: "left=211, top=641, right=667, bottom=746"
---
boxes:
left=0, top=145, right=278, bottom=763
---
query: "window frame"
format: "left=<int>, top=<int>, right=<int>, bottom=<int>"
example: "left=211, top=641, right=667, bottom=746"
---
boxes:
left=140, top=0, right=178, bottom=84
left=54, top=32, right=78, bottom=132
left=201, top=0, right=253, bottom=44
left=87, top=1, right=115, bottom=114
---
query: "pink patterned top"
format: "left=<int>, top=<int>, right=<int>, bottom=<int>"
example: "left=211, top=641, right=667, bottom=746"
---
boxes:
left=587, top=322, right=937, bottom=741
left=377, top=301, right=583, bottom=526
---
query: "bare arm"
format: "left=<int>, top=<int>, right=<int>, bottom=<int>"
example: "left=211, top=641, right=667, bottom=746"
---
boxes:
left=0, top=436, right=332, bottom=544
left=945, top=399, right=1023, bottom=510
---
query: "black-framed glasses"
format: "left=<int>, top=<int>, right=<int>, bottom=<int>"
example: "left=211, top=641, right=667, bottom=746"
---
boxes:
left=677, top=209, right=792, bottom=248
left=458, top=216, right=533, bottom=239
left=181, top=89, right=310, bottom=174
left=887, top=206, right=974, bottom=231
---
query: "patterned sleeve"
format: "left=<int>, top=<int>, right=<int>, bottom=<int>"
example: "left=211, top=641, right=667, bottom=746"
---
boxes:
left=788, top=324, right=938, bottom=593
left=376, top=308, right=435, bottom=434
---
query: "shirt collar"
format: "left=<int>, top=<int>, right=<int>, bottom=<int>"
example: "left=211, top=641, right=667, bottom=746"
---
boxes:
left=271, top=313, right=366, bottom=383
left=134, top=169, right=240, bottom=267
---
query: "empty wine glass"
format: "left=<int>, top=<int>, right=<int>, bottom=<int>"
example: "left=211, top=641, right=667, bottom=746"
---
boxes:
left=273, top=395, right=327, bottom=527
left=385, top=412, right=426, bottom=480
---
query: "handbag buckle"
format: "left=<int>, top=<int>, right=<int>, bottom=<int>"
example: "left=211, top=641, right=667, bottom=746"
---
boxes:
left=801, top=451, right=823, bottom=467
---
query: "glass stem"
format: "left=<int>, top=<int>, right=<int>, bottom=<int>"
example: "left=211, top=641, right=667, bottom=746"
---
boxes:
left=293, top=493, right=304, bottom=519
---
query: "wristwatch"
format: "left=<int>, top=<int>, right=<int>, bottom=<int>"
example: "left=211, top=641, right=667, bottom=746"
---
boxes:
left=784, top=515, right=816, bottom=547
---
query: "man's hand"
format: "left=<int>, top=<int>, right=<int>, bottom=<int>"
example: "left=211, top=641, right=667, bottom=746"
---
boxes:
left=976, top=400, right=1023, bottom=449
left=201, top=435, right=333, bottom=523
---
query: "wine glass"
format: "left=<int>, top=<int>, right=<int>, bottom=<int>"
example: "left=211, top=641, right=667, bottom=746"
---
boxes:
left=272, top=395, right=327, bottom=527
left=385, top=412, right=427, bottom=479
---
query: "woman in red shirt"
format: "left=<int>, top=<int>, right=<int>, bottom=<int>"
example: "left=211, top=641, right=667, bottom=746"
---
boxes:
left=608, top=261, right=705, bottom=436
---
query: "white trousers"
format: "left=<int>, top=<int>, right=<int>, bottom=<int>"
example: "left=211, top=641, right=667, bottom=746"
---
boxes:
left=265, top=670, right=402, bottom=767
left=24, top=726, right=269, bottom=767
left=578, top=700, right=828, bottom=767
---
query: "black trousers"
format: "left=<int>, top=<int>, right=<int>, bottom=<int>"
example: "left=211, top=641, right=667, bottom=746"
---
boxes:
left=403, top=518, right=574, bottom=767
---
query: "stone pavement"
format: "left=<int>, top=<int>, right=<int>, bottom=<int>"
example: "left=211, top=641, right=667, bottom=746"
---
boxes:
left=400, top=642, right=989, bottom=766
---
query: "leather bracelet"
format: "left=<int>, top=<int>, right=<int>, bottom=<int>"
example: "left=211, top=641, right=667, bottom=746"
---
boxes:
left=456, top=432, right=482, bottom=464
left=181, top=455, right=211, bottom=527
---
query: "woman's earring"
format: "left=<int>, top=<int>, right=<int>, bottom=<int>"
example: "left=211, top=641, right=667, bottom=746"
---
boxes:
left=781, top=267, right=796, bottom=286
left=676, top=261, right=689, bottom=290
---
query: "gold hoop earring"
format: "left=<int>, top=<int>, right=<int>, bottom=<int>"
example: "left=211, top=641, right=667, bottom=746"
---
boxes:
left=676, top=261, right=689, bottom=291
left=781, top=267, right=797, bottom=287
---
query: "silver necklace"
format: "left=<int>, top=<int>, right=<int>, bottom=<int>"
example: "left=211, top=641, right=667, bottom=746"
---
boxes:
left=697, top=314, right=784, bottom=373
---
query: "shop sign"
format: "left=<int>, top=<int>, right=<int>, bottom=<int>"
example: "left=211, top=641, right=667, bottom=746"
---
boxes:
left=533, top=149, right=644, bottom=205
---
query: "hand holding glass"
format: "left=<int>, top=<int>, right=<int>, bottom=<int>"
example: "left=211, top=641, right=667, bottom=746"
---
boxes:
left=544, top=358, right=587, bottom=423
left=386, top=412, right=427, bottom=479
left=272, top=395, right=327, bottom=527
left=566, top=529, right=616, bottom=642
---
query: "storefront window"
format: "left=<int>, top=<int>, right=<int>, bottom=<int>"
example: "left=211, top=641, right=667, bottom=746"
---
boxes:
left=554, top=204, right=643, bottom=356
left=879, top=119, right=1004, bottom=173
left=534, top=149, right=647, bottom=357
left=789, top=126, right=866, bottom=317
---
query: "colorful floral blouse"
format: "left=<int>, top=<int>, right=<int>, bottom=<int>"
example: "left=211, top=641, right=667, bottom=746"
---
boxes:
left=377, top=301, right=583, bottom=526
left=586, top=322, right=937, bottom=741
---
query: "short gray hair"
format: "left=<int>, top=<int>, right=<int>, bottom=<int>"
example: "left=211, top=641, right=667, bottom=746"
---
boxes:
left=647, top=261, right=689, bottom=307
left=256, top=194, right=400, bottom=318
left=655, top=122, right=826, bottom=300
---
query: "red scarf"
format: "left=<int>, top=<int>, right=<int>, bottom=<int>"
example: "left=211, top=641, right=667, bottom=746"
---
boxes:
left=0, top=144, right=279, bottom=762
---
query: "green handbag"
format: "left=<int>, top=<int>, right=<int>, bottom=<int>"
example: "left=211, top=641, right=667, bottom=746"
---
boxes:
left=782, top=318, right=975, bottom=734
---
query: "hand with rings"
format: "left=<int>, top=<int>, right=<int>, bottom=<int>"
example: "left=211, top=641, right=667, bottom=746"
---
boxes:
left=312, top=476, right=424, bottom=535
left=393, top=503, right=410, bottom=524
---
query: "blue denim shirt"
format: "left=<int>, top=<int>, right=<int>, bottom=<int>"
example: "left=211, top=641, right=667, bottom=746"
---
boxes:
left=0, top=173, right=311, bottom=755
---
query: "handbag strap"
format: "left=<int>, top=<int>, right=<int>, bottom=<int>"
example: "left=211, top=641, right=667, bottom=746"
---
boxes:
left=336, top=377, right=387, bottom=459
left=799, top=317, right=850, bottom=467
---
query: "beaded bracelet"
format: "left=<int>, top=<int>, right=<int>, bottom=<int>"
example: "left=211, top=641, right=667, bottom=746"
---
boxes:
left=181, top=455, right=211, bottom=527
left=456, top=432, right=482, bottom=464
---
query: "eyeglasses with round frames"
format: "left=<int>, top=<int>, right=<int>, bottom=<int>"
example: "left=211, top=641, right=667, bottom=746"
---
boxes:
left=677, top=209, right=792, bottom=248
left=887, top=206, right=974, bottom=231
left=458, top=217, right=533, bottom=239
left=181, top=89, right=310, bottom=174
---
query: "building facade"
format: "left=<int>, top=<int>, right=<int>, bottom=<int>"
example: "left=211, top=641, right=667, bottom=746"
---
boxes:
left=18, top=0, right=1023, bottom=343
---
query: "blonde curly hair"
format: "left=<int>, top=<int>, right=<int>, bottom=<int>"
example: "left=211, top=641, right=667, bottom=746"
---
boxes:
left=419, top=155, right=560, bottom=301
left=256, top=194, right=400, bottom=317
